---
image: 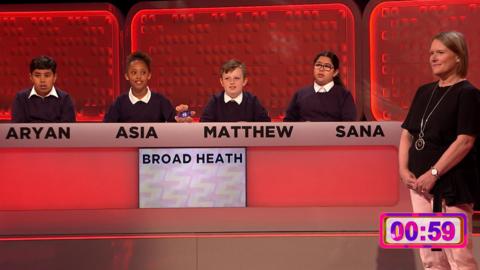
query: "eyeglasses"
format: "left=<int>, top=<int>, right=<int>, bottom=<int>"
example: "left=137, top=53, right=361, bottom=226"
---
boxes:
left=314, top=63, right=334, bottom=71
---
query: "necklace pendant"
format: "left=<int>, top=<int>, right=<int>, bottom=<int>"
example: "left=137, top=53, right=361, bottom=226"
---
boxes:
left=415, top=137, right=425, bottom=151
left=416, top=83, right=453, bottom=152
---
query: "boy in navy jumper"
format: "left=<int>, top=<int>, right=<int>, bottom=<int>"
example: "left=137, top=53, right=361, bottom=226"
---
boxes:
left=104, top=51, right=192, bottom=123
left=200, top=59, right=270, bottom=122
left=284, top=51, right=356, bottom=122
left=11, top=56, right=76, bottom=123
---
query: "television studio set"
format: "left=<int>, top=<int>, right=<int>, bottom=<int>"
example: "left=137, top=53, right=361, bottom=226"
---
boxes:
left=1, top=0, right=480, bottom=269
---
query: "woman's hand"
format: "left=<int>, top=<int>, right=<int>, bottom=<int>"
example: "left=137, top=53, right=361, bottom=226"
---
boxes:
left=399, top=168, right=417, bottom=190
left=415, top=170, right=437, bottom=194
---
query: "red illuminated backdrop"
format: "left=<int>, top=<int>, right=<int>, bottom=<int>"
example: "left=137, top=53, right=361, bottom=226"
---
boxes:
left=0, top=2, right=360, bottom=122
left=1, top=1, right=480, bottom=121
left=127, top=3, right=359, bottom=120
left=366, top=0, right=480, bottom=120
left=0, top=4, right=122, bottom=122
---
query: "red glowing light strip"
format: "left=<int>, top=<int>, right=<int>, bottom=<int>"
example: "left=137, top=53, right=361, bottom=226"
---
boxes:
left=0, top=10, right=120, bottom=19
left=369, top=4, right=379, bottom=120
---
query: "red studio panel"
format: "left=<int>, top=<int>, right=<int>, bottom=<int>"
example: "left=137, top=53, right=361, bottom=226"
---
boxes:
left=369, top=0, right=480, bottom=121
left=0, top=148, right=139, bottom=210
left=0, top=6, right=122, bottom=122
left=247, top=146, right=399, bottom=206
left=0, top=146, right=398, bottom=210
left=129, top=4, right=357, bottom=120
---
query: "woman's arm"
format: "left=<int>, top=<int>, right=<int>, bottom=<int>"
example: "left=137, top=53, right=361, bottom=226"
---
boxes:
left=416, top=134, right=476, bottom=193
left=398, top=129, right=417, bottom=189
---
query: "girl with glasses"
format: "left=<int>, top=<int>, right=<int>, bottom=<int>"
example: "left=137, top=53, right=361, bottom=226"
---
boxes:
left=283, top=51, right=356, bottom=121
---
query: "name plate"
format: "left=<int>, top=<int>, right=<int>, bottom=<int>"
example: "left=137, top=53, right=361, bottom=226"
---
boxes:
left=0, top=122, right=401, bottom=147
left=139, top=148, right=247, bottom=208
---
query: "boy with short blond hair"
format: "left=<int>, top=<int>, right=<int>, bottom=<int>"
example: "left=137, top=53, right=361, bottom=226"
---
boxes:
left=200, top=59, right=270, bottom=122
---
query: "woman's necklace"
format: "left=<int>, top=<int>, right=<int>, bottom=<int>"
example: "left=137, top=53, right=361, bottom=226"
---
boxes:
left=415, top=83, right=455, bottom=151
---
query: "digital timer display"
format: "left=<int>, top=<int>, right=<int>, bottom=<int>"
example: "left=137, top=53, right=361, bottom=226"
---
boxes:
left=380, top=213, right=467, bottom=249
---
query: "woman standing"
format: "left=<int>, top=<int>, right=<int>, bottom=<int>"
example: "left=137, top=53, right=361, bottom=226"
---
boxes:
left=399, top=31, right=479, bottom=269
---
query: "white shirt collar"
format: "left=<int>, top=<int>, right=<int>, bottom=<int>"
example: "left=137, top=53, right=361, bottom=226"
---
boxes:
left=224, top=92, right=243, bottom=105
left=314, top=81, right=334, bottom=93
left=28, top=86, right=58, bottom=99
left=128, top=87, right=151, bottom=104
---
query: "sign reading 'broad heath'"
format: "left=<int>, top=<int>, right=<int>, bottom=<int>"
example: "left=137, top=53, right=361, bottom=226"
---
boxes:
left=139, top=148, right=246, bottom=208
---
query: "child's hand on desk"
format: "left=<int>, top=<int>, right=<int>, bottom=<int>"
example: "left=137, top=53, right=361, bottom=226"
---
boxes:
left=175, top=104, right=196, bottom=123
